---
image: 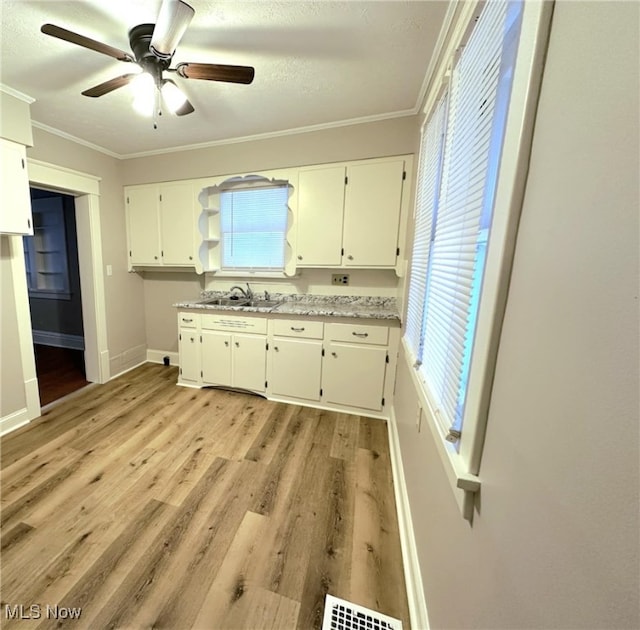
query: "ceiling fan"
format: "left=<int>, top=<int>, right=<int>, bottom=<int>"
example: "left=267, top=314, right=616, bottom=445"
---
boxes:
left=41, top=0, right=255, bottom=121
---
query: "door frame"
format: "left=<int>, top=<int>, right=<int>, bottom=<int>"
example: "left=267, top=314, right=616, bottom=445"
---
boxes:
left=20, top=160, right=109, bottom=409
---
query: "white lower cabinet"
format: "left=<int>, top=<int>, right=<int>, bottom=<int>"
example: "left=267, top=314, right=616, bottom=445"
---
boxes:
left=178, top=311, right=398, bottom=417
left=201, top=331, right=267, bottom=392
left=232, top=334, right=267, bottom=392
left=322, top=322, right=390, bottom=411
left=178, top=313, right=267, bottom=392
left=270, top=338, right=323, bottom=401
left=269, top=318, right=324, bottom=402
left=201, top=331, right=232, bottom=386
left=178, top=326, right=201, bottom=384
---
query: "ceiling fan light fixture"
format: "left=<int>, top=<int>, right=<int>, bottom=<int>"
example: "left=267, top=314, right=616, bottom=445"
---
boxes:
left=131, top=72, right=155, bottom=116
left=150, top=0, right=195, bottom=59
left=161, top=80, right=188, bottom=114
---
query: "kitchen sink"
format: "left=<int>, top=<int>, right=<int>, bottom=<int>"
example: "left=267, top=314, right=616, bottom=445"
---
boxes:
left=197, top=297, right=249, bottom=306
left=197, top=296, right=282, bottom=309
left=244, top=299, right=281, bottom=308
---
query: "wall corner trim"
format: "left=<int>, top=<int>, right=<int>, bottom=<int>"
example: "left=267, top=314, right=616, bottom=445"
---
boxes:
left=387, top=407, right=430, bottom=630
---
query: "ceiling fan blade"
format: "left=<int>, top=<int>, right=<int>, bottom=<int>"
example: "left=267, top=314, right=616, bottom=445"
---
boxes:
left=82, top=74, right=137, bottom=98
left=175, top=99, right=195, bottom=116
left=174, top=62, right=255, bottom=84
left=41, top=24, right=134, bottom=63
left=150, top=0, right=195, bottom=60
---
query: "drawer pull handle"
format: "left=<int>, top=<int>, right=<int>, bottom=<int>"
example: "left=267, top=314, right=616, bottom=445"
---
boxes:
left=183, top=318, right=193, bottom=323
left=290, top=327, right=305, bottom=332
left=352, top=332, right=369, bottom=338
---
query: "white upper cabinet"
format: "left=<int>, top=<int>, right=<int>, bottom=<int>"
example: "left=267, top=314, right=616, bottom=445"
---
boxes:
left=124, top=154, right=411, bottom=274
left=159, top=181, right=198, bottom=266
left=296, top=165, right=346, bottom=266
left=0, top=138, right=33, bottom=236
left=126, top=185, right=161, bottom=265
left=342, top=158, right=405, bottom=267
left=296, top=155, right=410, bottom=270
left=125, top=181, right=199, bottom=270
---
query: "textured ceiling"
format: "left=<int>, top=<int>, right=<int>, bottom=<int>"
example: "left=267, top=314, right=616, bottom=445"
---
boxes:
left=0, top=1, right=449, bottom=158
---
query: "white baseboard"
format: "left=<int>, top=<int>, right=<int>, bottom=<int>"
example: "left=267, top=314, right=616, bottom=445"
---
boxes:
left=388, top=407, right=430, bottom=630
left=147, top=349, right=179, bottom=366
left=108, top=359, right=148, bottom=382
left=108, top=344, right=147, bottom=380
left=32, top=330, right=84, bottom=350
left=0, top=407, right=30, bottom=437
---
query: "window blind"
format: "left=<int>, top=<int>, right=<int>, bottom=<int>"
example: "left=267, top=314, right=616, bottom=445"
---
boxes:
left=404, top=0, right=522, bottom=442
left=220, top=185, right=289, bottom=270
left=405, top=94, right=448, bottom=362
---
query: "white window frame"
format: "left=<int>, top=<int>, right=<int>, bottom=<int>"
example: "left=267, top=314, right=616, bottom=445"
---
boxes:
left=219, top=176, right=291, bottom=272
left=403, top=0, right=554, bottom=521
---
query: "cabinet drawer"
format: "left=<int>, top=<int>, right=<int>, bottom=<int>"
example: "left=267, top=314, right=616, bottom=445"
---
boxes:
left=201, top=314, right=267, bottom=334
left=326, top=322, right=388, bottom=345
left=178, top=313, right=198, bottom=328
left=272, top=319, right=324, bottom=339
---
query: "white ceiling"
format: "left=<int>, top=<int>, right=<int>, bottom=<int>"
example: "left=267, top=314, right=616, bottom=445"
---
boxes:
left=0, top=1, right=450, bottom=158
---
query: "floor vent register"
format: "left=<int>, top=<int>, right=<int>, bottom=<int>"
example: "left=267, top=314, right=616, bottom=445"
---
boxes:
left=322, top=595, right=403, bottom=630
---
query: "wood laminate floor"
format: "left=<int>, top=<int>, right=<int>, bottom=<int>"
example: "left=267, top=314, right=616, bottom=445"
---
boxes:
left=0, top=363, right=410, bottom=630
left=34, top=344, right=89, bottom=407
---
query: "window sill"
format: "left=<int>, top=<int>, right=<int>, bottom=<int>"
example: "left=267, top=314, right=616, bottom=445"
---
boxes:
left=211, top=270, right=296, bottom=279
left=401, top=337, right=481, bottom=523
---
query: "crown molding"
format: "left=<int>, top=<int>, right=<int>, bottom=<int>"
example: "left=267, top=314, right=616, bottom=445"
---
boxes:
left=121, top=108, right=419, bottom=159
left=0, top=84, right=35, bottom=104
left=31, top=121, right=121, bottom=159
left=31, top=107, right=420, bottom=161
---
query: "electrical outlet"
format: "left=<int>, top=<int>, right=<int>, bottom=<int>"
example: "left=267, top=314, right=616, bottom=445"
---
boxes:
left=331, top=274, right=350, bottom=286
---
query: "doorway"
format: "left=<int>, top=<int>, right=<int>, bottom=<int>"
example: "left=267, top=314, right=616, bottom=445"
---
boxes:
left=24, top=188, right=88, bottom=405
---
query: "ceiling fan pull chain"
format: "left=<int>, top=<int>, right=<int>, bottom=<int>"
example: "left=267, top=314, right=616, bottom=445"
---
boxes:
left=153, top=87, right=161, bottom=130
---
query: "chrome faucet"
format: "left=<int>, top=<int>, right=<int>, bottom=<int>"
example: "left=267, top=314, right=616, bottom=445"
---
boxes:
left=229, top=283, right=253, bottom=300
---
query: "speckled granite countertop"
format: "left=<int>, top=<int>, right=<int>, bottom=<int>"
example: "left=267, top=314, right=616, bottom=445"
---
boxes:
left=174, top=292, right=400, bottom=322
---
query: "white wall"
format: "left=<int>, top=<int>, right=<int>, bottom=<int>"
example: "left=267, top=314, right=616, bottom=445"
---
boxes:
left=394, top=2, right=639, bottom=628
left=0, top=236, right=26, bottom=416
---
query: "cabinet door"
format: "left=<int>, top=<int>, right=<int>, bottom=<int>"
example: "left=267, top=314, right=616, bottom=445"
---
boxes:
left=126, top=186, right=161, bottom=265
left=202, top=331, right=232, bottom=386
left=160, top=182, right=197, bottom=266
left=270, top=338, right=323, bottom=401
left=342, top=159, right=405, bottom=266
left=296, top=166, right=345, bottom=266
left=179, top=327, right=201, bottom=384
left=0, top=138, right=33, bottom=235
left=232, top=334, right=267, bottom=392
left=323, top=342, right=387, bottom=411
